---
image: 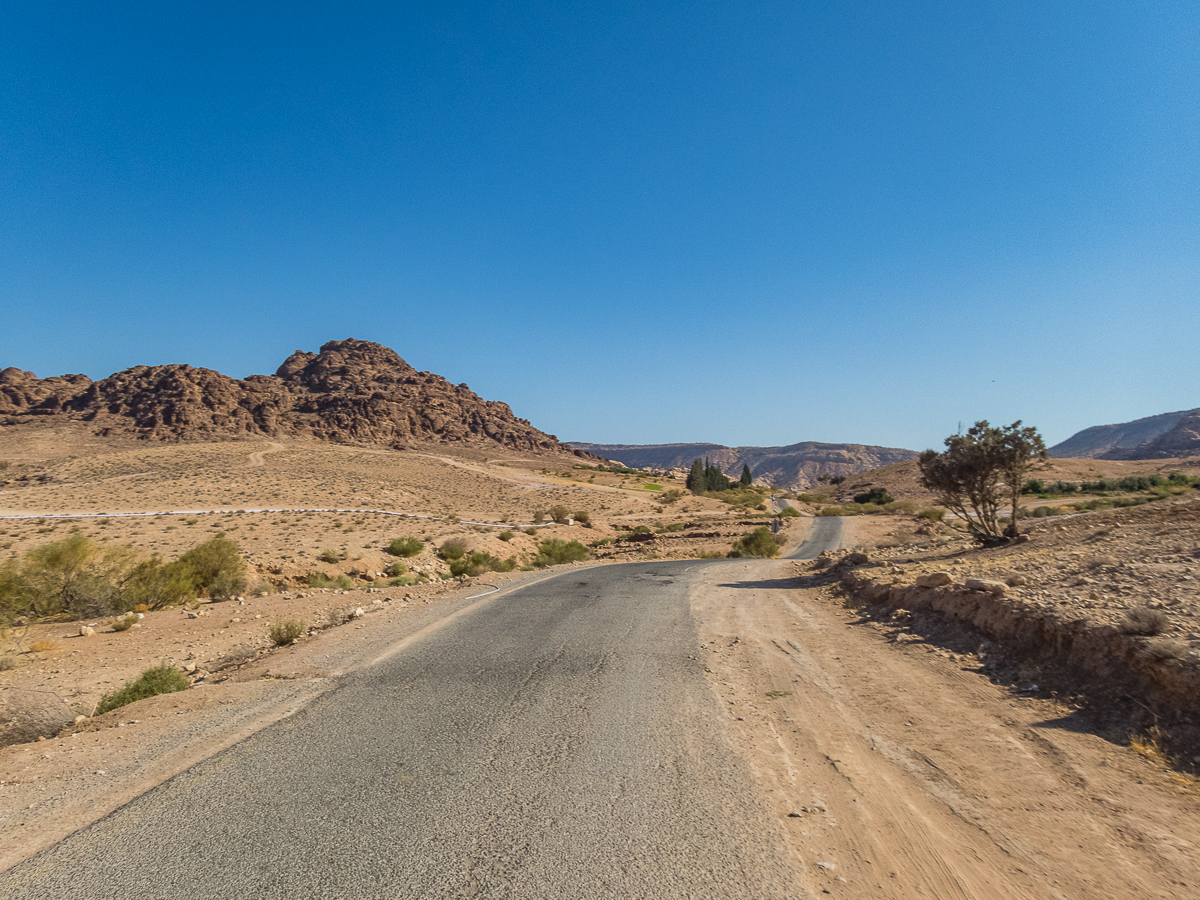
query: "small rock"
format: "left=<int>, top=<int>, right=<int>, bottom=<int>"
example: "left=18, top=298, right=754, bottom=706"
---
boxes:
left=916, top=572, right=953, bottom=587
left=351, top=607, right=365, bottom=619
left=843, top=552, right=869, bottom=566
left=965, top=578, right=1006, bottom=595
left=1006, top=575, right=1027, bottom=587
left=787, top=811, right=803, bottom=818
left=184, top=663, right=197, bottom=673
left=816, top=861, right=836, bottom=871
left=79, top=625, right=95, bottom=637
left=1012, top=534, right=1031, bottom=544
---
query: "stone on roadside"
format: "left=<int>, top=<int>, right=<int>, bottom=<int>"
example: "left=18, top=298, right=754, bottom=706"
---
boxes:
left=965, top=578, right=1007, bottom=595
left=916, top=572, right=953, bottom=588
left=79, top=625, right=95, bottom=637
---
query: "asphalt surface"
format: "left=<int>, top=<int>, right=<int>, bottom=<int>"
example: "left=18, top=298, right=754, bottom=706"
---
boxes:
left=785, top=515, right=844, bottom=559
left=3, top=561, right=813, bottom=899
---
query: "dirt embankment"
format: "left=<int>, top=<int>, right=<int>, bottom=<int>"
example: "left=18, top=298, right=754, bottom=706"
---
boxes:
left=824, top=496, right=1200, bottom=762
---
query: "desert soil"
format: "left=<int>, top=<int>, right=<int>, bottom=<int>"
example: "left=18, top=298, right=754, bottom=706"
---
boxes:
left=2, top=428, right=1198, bottom=896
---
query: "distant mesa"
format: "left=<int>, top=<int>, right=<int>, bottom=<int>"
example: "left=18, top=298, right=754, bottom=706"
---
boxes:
left=567, top=441, right=918, bottom=490
left=1049, top=408, right=1200, bottom=460
left=0, top=338, right=589, bottom=456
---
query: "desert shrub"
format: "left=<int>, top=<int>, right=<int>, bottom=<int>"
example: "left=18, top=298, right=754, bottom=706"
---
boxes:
left=549, top=505, right=571, bottom=524
left=386, top=537, right=423, bottom=558
left=660, top=489, right=685, bottom=504
left=795, top=492, right=829, bottom=504
left=1030, top=506, right=1054, bottom=518
left=573, top=510, right=591, bottom=525
left=95, top=665, right=189, bottom=715
left=29, top=639, right=58, bottom=652
left=533, top=511, right=546, bottom=525
left=524, top=527, right=539, bottom=536
left=450, top=552, right=516, bottom=578
left=307, top=572, right=353, bottom=589
left=707, top=489, right=764, bottom=509
left=1022, top=479, right=1046, bottom=495
left=498, top=530, right=514, bottom=542
left=729, top=527, right=781, bottom=559
left=1139, top=638, right=1186, bottom=663
left=853, top=487, right=894, bottom=505
left=2, top=534, right=137, bottom=619
left=268, top=618, right=307, bottom=647
left=589, top=538, right=614, bottom=547
left=631, top=525, right=652, bottom=534
left=176, top=535, right=246, bottom=600
left=384, top=560, right=407, bottom=578
left=532, top=539, right=589, bottom=568
left=438, top=539, right=467, bottom=561
left=1121, top=607, right=1169, bottom=636
left=918, top=507, right=945, bottom=522
left=120, top=556, right=198, bottom=611
left=779, top=506, right=800, bottom=517
left=318, top=549, right=341, bottom=564
left=110, top=614, right=138, bottom=632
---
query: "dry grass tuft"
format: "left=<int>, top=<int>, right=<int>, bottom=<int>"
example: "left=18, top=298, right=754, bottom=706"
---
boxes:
left=28, top=639, right=57, bottom=653
left=1121, top=607, right=1169, bottom=636
left=1138, top=638, right=1187, bottom=663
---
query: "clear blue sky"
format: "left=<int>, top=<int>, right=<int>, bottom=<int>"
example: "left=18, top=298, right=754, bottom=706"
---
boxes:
left=3, top=2, right=1197, bottom=451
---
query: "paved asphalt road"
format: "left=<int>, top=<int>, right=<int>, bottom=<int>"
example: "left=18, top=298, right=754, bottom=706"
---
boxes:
left=785, top=516, right=844, bottom=560
left=4, top=558, right=840, bottom=899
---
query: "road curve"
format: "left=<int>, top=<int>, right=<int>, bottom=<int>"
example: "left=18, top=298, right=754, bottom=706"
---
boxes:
left=3, top=562, right=806, bottom=899
left=785, top=515, right=845, bottom=559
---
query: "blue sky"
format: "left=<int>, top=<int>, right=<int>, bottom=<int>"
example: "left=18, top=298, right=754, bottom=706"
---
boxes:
left=3, top=1, right=1197, bottom=451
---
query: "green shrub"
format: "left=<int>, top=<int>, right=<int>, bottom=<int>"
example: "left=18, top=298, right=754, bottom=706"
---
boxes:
left=176, top=535, right=246, bottom=600
left=779, top=507, right=800, bottom=517
left=110, top=614, right=138, bottom=632
left=918, top=507, right=945, bottom=522
left=498, top=530, right=514, bottom=542
left=729, top=527, right=781, bottom=558
left=318, top=549, right=341, bottom=564
left=532, top=539, right=589, bottom=568
left=549, top=505, right=571, bottom=524
left=450, top=553, right=516, bottom=578
left=853, top=487, right=894, bottom=505
left=573, top=510, right=591, bottom=525
left=386, top=537, right=423, bottom=558
left=95, top=665, right=189, bottom=715
left=438, top=540, right=466, bottom=561
left=385, top=560, right=407, bottom=577
left=268, top=618, right=307, bottom=646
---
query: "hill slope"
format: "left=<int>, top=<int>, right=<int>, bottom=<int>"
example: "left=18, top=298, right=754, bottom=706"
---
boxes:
left=1, top=339, right=585, bottom=456
left=569, top=440, right=917, bottom=488
left=1049, top=408, right=1199, bottom=459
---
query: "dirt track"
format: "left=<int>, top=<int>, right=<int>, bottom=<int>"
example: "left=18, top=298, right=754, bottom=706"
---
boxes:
left=692, top=557, right=1200, bottom=899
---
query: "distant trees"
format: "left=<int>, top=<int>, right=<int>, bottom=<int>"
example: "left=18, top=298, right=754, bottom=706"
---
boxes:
left=740, top=464, right=752, bottom=486
left=686, top=458, right=733, bottom=494
left=918, top=420, right=1047, bottom=543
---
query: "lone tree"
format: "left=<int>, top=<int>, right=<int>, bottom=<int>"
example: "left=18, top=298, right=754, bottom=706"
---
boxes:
left=917, top=420, right=1047, bottom=543
left=686, top=459, right=705, bottom=493
left=740, top=464, right=752, bottom=487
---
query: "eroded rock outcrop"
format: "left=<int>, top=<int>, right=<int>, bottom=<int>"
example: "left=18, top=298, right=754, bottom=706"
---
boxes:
left=1, top=339, right=585, bottom=455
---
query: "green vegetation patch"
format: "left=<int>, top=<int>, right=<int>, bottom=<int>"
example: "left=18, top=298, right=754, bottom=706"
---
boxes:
left=95, top=665, right=189, bottom=716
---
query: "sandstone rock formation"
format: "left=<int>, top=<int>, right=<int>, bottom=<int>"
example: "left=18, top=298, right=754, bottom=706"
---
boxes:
left=1, top=339, right=585, bottom=455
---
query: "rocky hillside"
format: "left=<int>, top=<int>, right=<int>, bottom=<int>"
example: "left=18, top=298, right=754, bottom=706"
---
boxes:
left=0, top=339, right=585, bottom=455
left=1049, top=408, right=1199, bottom=459
left=569, top=440, right=918, bottom=489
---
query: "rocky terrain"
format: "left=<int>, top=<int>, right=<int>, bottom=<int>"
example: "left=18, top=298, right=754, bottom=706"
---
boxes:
left=569, top=440, right=917, bottom=488
left=1049, top=407, right=1200, bottom=459
left=1, top=339, right=590, bottom=456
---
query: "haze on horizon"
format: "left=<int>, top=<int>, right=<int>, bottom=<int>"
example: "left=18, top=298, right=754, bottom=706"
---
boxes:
left=2, top=3, right=1197, bottom=452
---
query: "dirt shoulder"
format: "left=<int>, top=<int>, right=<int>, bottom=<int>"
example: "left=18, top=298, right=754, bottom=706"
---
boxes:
left=690, top=557, right=1200, bottom=899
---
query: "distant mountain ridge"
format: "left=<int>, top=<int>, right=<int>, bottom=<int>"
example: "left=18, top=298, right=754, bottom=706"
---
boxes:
left=1049, top=408, right=1200, bottom=459
left=568, top=440, right=918, bottom=489
left=0, top=338, right=588, bottom=456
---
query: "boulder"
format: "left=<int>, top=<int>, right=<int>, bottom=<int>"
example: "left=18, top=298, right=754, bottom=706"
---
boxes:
left=0, top=688, right=78, bottom=748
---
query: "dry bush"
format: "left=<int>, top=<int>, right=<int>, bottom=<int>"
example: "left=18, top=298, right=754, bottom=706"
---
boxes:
left=28, top=639, right=57, bottom=652
left=1121, top=607, right=1169, bottom=636
left=110, top=614, right=138, bottom=632
left=1138, top=638, right=1186, bottom=663
left=267, top=618, right=306, bottom=646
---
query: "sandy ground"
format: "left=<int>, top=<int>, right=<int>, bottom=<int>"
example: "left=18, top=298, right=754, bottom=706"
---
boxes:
left=692, top=553, right=1200, bottom=899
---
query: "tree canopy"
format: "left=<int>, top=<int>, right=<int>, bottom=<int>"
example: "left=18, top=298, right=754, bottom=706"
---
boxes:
left=917, top=420, right=1047, bottom=543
